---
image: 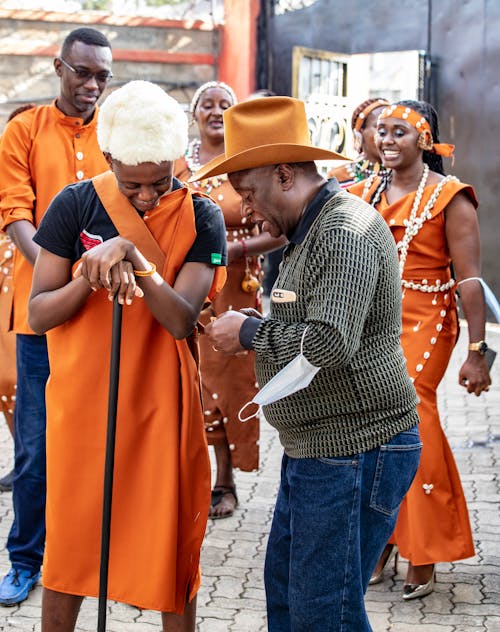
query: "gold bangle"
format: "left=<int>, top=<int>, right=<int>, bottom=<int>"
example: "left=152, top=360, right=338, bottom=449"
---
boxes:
left=133, top=262, right=156, bottom=277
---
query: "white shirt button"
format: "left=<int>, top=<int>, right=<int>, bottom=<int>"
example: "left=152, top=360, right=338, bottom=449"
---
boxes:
left=76, top=152, right=84, bottom=160
left=76, top=171, right=84, bottom=180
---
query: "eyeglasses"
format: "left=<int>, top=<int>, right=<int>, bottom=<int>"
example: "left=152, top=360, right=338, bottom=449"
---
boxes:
left=58, top=57, right=113, bottom=83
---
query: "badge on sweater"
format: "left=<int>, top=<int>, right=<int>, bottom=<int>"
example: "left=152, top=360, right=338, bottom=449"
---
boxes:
left=271, top=288, right=296, bottom=303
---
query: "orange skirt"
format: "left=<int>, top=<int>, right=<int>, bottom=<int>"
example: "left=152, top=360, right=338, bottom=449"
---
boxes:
left=392, top=295, right=474, bottom=564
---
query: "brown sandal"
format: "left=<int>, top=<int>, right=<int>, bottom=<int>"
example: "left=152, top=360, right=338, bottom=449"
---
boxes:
left=209, top=485, right=238, bottom=519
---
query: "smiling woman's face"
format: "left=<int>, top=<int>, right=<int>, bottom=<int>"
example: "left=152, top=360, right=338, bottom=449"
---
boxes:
left=194, top=87, right=234, bottom=143
left=375, top=117, right=421, bottom=169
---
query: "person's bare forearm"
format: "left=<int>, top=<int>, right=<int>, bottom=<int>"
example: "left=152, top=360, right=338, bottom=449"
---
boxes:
left=6, top=220, right=39, bottom=265
left=29, top=277, right=93, bottom=334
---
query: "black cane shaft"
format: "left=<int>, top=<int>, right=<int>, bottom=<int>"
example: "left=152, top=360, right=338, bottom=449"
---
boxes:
left=97, top=298, right=123, bottom=632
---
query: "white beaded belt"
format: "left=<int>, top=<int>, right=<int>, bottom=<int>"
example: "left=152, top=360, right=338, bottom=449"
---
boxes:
left=401, top=278, right=455, bottom=292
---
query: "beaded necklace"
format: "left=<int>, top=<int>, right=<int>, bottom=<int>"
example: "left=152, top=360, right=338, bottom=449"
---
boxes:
left=347, top=156, right=388, bottom=183
left=185, top=139, right=228, bottom=194
left=395, top=163, right=458, bottom=293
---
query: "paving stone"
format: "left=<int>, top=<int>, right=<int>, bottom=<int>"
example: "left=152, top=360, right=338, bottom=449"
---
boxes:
left=389, top=625, right=455, bottom=632
left=197, top=617, right=235, bottom=632
left=229, top=610, right=267, bottom=631
left=211, top=576, right=244, bottom=600
left=452, top=581, right=484, bottom=604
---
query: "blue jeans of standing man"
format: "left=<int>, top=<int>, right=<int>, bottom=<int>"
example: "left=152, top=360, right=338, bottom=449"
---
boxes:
left=7, top=334, right=49, bottom=573
left=264, top=426, right=421, bottom=632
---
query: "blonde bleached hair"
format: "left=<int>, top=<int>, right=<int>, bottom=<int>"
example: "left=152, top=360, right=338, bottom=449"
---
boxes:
left=97, top=81, right=188, bottom=165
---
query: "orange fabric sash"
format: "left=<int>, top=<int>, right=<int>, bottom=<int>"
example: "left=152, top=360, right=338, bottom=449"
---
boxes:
left=92, top=171, right=226, bottom=298
left=43, top=173, right=220, bottom=611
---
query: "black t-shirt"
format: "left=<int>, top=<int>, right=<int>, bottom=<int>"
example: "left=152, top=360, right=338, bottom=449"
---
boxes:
left=34, top=176, right=227, bottom=266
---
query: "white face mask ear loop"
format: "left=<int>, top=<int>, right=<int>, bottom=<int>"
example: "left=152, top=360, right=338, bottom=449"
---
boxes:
left=300, top=325, right=309, bottom=356
left=238, top=401, right=261, bottom=423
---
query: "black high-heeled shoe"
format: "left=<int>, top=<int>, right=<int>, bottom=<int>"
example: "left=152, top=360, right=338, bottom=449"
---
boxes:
left=369, top=544, right=399, bottom=585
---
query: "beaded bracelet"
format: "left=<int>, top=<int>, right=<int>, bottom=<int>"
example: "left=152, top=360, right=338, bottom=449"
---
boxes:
left=133, top=262, right=156, bottom=277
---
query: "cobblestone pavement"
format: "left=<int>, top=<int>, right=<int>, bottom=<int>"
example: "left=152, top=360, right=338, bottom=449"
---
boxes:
left=0, top=323, right=499, bottom=631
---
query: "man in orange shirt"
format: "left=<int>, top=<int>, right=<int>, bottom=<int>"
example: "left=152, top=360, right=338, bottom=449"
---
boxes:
left=0, top=27, right=113, bottom=605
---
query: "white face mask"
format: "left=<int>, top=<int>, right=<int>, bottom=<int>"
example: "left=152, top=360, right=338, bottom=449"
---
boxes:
left=239, top=326, right=320, bottom=422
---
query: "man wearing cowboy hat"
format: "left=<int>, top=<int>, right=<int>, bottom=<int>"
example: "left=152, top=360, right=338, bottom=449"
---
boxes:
left=195, top=97, right=422, bottom=631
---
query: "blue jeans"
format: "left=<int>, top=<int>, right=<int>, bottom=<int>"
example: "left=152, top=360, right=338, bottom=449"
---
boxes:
left=7, top=334, right=49, bottom=573
left=264, top=426, right=421, bottom=632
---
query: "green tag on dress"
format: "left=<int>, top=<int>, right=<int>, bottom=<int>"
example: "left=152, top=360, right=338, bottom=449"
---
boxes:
left=211, top=253, right=222, bottom=265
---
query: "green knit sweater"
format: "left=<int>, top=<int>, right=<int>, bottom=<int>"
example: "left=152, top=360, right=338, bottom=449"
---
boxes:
left=253, top=189, right=419, bottom=458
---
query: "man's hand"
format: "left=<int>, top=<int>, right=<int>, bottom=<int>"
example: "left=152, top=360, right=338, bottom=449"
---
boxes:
left=205, top=310, right=248, bottom=355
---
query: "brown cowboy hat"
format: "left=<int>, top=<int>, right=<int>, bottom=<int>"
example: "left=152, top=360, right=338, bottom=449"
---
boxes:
left=188, top=96, right=347, bottom=181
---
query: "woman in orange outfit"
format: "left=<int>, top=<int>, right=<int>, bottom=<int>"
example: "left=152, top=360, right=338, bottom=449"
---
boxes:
left=349, top=100, right=491, bottom=599
left=328, top=98, right=389, bottom=187
left=175, top=81, right=285, bottom=518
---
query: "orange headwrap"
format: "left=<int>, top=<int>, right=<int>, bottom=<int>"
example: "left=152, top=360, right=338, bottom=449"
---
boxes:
left=379, top=104, right=455, bottom=158
left=353, top=98, right=390, bottom=132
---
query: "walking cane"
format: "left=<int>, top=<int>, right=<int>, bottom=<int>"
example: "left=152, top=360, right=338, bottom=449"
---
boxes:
left=97, top=296, right=123, bottom=632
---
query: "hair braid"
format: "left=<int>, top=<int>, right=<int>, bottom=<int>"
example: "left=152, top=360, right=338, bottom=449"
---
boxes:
left=368, top=171, right=392, bottom=207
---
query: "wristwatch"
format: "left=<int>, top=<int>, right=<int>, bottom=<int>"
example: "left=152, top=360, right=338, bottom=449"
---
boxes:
left=469, top=340, right=488, bottom=355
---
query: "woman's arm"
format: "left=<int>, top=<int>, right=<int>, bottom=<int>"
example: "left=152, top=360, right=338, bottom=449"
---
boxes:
left=75, top=236, right=215, bottom=339
left=227, top=232, right=287, bottom=264
left=29, top=249, right=93, bottom=333
left=30, top=237, right=216, bottom=339
left=445, top=191, right=491, bottom=395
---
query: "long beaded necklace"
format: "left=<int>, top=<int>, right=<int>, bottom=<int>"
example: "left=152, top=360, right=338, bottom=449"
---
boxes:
left=185, top=139, right=228, bottom=194
left=396, top=163, right=458, bottom=293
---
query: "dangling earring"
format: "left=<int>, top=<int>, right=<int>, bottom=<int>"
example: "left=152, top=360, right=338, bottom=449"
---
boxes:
left=417, top=131, right=433, bottom=152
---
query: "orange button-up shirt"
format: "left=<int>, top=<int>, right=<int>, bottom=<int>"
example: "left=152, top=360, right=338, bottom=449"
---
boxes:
left=0, top=101, right=109, bottom=333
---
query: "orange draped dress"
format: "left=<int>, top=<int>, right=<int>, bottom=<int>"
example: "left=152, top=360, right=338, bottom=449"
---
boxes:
left=175, top=159, right=260, bottom=472
left=43, top=172, right=225, bottom=612
left=349, top=177, right=476, bottom=564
